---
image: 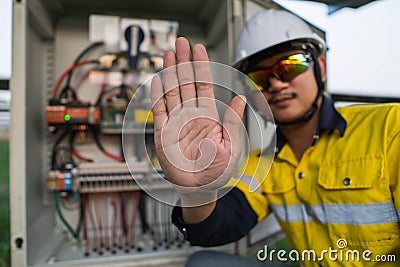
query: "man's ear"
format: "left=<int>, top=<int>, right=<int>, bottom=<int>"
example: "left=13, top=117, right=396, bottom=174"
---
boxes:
left=318, top=56, right=327, bottom=83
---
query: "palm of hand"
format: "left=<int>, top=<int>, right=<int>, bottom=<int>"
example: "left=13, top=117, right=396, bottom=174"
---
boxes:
left=156, top=101, right=234, bottom=189
left=151, top=37, right=246, bottom=196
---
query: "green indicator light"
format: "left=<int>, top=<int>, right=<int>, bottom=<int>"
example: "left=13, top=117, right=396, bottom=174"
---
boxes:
left=64, top=114, right=71, bottom=121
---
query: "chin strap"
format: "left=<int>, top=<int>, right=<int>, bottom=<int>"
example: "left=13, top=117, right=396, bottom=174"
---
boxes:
left=275, top=46, right=324, bottom=126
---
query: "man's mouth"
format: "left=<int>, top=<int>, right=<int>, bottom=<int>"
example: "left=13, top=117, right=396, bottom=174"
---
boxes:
left=269, top=92, right=297, bottom=105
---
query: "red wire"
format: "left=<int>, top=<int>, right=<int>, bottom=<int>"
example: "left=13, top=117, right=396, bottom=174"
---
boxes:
left=65, top=66, right=107, bottom=105
left=128, top=191, right=140, bottom=246
left=101, top=149, right=124, bottom=162
left=121, top=192, right=129, bottom=248
left=71, top=149, right=93, bottom=162
left=111, top=194, right=119, bottom=249
left=96, top=73, right=108, bottom=105
left=52, top=60, right=98, bottom=99
left=82, top=194, right=90, bottom=256
left=86, top=194, right=98, bottom=252
left=74, top=68, right=93, bottom=103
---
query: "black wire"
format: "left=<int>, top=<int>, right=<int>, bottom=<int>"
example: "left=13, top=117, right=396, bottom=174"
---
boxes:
left=58, top=85, right=79, bottom=102
left=51, top=127, right=71, bottom=170
left=119, top=192, right=128, bottom=239
left=97, top=84, right=133, bottom=105
left=58, top=42, right=104, bottom=102
left=57, top=59, right=101, bottom=102
left=139, top=191, right=149, bottom=234
left=75, top=194, right=85, bottom=240
left=69, top=129, right=94, bottom=163
left=89, top=125, right=106, bottom=152
left=69, top=129, right=77, bottom=149
left=54, top=146, right=73, bottom=167
left=65, top=42, right=104, bottom=88
left=89, top=125, right=124, bottom=162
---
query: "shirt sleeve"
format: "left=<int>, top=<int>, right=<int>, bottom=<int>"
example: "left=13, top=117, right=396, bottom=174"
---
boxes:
left=171, top=187, right=258, bottom=247
left=387, top=105, right=400, bottom=221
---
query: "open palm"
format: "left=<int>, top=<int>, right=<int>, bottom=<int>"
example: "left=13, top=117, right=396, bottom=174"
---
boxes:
left=151, top=37, right=246, bottom=197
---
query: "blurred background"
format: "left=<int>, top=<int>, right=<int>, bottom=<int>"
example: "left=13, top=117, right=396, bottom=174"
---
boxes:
left=1, top=0, right=399, bottom=266
left=0, top=2, right=11, bottom=266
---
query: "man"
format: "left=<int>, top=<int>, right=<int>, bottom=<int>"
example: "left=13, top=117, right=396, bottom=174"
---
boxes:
left=151, top=9, right=400, bottom=267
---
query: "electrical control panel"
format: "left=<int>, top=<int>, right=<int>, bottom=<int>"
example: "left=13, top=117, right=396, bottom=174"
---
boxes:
left=42, top=12, right=196, bottom=263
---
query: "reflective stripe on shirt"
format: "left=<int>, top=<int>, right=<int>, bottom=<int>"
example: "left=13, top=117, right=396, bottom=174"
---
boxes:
left=271, top=202, right=399, bottom=225
left=235, top=174, right=263, bottom=194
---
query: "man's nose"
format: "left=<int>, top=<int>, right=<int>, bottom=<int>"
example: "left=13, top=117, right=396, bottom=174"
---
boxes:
left=266, top=74, right=288, bottom=94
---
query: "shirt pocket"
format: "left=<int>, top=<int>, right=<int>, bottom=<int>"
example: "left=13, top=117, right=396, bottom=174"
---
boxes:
left=264, top=167, right=298, bottom=221
left=264, top=166, right=296, bottom=196
left=317, top=156, right=399, bottom=247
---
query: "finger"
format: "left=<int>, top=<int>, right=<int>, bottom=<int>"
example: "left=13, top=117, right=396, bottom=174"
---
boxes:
left=222, top=95, right=246, bottom=155
left=192, top=44, right=216, bottom=108
left=151, top=76, right=167, bottom=133
left=163, top=50, right=181, bottom=114
left=176, top=37, right=196, bottom=107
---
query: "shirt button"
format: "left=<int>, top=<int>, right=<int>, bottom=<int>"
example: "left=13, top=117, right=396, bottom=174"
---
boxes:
left=343, top=177, right=352, bottom=186
left=181, top=227, right=188, bottom=239
left=298, top=172, right=305, bottom=179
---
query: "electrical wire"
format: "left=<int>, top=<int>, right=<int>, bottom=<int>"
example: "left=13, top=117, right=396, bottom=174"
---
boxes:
left=102, top=84, right=133, bottom=103
left=121, top=192, right=130, bottom=251
left=86, top=194, right=99, bottom=252
left=65, top=41, right=104, bottom=88
left=95, top=72, right=109, bottom=106
left=90, top=125, right=124, bottom=162
left=75, top=194, right=85, bottom=241
left=139, top=191, right=149, bottom=234
left=110, top=193, right=119, bottom=253
left=59, top=195, right=80, bottom=211
left=71, top=149, right=93, bottom=163
left=69, top=130, right=93, bottom=163
left=73, top=68, right=94, bottom=100
left=101, top=194, right=111, bottom=251
left=53, top=60, right=99, bottom=100
left=73, top=67, right=110, bottom=106
left=127, top=191, right=140, bottom=248
left=53, top=191, right=78, bottom=239
left=54, top=146, right=73, bottom=168
left=58, top=85, right=79, bottom=102
left=95, top=195, right=104, bottom=254
left=152, top=199, right=162, bottom=247
left=57, top=42, right=104, bottom=103
left=51, top=127, right=71, bottom=170
left=162, top=202, right=169, bottom=247
left=82, top=194, right=90, bottom=256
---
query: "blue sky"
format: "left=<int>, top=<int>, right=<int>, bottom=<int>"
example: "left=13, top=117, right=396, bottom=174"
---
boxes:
left=1, top=0, right=400, bottom=97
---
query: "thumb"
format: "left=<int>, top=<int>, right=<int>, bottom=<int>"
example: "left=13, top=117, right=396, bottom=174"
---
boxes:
left=222, top=95, right=246, bottom=154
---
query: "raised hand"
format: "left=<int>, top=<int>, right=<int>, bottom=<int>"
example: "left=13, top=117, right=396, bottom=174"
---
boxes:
left=151, top=37, right=246, bottom=206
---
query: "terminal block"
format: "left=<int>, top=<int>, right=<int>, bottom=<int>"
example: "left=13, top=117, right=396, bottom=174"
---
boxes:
left=46, top=104, right=101, bottom=125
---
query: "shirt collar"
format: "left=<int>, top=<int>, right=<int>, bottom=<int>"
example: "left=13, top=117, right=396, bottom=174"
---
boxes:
left=273, top=95, right=347, bottom=155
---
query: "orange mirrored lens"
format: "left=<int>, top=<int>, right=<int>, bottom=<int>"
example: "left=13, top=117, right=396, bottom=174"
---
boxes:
left=246, top=54, right=309, bottom=92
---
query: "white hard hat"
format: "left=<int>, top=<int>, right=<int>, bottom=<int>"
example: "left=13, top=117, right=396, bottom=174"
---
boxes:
left=234, top=9, right=325, bottom=71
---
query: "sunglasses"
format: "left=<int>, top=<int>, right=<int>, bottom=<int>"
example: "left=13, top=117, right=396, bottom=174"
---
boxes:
left=246, top=53, right=311, bottom=92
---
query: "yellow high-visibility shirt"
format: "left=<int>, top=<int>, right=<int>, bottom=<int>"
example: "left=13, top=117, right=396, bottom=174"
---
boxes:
left=229, top=102, right=400, bottom=266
